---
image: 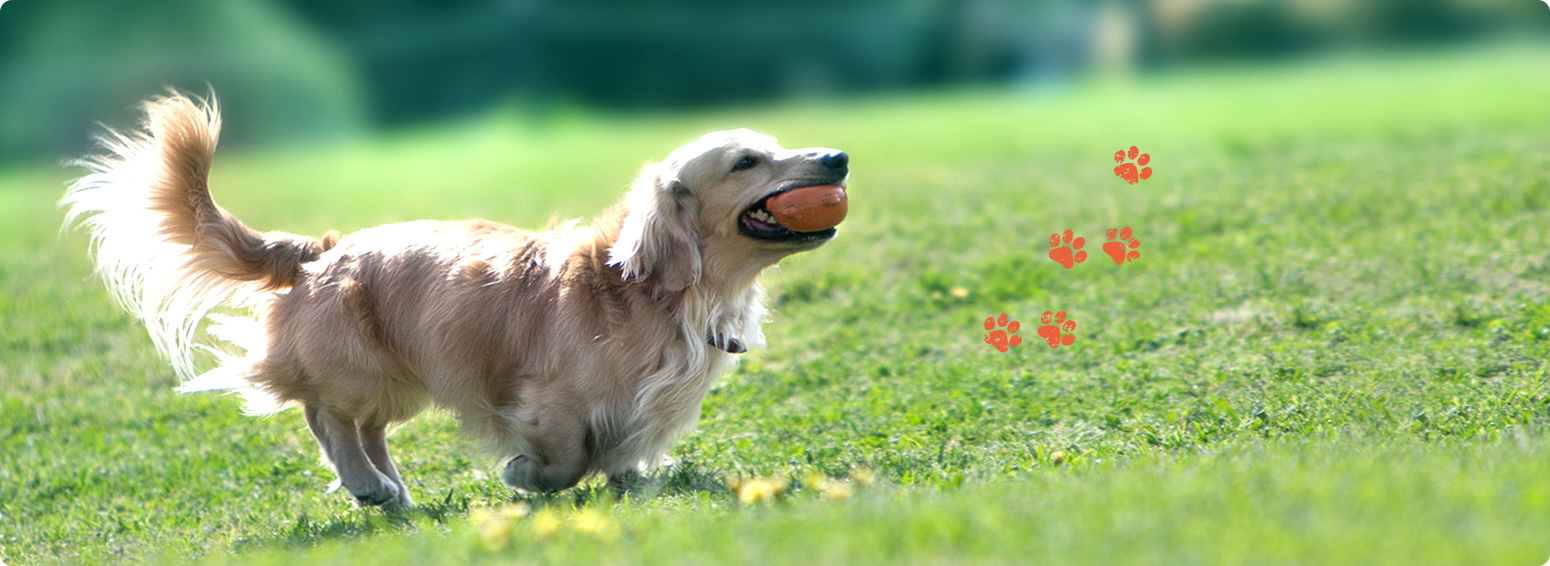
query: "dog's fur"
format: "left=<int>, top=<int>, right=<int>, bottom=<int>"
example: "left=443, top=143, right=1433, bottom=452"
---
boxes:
left=62, top=93, right=847, bottom=507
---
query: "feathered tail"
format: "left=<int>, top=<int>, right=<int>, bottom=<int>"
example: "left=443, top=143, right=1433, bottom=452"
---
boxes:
left=61, top=92, right=329, bottom=383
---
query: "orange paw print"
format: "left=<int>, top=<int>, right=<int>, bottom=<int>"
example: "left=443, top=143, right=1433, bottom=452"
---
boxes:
left=1048, top=230, right=1087, bottom=270
left=983, top=313, right=1022, bottom=352
left=1102, top=227, right=1141, bottom=265
left=1036, top=311, right=1077, bottom=349
left=1113, top=146, right=1152, bottom=185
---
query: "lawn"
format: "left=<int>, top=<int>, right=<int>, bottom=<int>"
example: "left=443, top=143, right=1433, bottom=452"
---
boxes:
left=3, top=42, right=1550, bottom=565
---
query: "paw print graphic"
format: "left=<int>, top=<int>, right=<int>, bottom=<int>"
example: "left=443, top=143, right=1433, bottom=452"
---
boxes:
left=1113, top=146, right=1152, bottom=185
left=1036, top=311, right=1077, bottom=349
left=1102, top=227, right=1141, bottom=265
left=1048, top=230, right=1087, bottom=270
left=983, top=313, right=1022, bottom=352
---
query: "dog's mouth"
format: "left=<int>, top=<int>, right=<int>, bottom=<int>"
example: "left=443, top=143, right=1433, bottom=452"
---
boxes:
left=737, top=181, right=843, bottom=244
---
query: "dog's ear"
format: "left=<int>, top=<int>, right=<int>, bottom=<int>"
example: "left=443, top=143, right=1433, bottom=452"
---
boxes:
left=608, top=163, right=702, bottom=297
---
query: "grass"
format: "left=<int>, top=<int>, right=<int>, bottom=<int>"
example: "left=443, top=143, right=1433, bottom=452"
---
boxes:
left=3, top=41, right=1550, bottom=565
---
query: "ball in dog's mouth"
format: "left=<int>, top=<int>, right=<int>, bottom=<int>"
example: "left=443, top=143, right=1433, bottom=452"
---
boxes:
left=739, top=184, right=847, bottom=242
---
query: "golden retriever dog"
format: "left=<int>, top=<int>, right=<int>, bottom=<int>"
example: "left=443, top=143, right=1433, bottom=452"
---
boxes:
left=63, top=93, right=848, bottom=508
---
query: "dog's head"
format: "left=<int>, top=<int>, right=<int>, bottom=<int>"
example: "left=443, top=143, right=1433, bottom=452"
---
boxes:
left=609, top=129, right=848, bottom=295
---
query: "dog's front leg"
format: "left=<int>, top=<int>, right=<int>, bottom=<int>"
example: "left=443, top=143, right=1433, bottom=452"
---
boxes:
left=500, top=414, right=590, bottom=494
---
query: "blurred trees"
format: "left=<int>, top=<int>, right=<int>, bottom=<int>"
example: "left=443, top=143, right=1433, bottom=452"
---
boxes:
left=271, top=0, right=974, bottom=121
left=1145, top=0, right=1536, bottom=62
left=0, top=0, right=362, bottom=164
left=0, top=0, right=1544, bottom=164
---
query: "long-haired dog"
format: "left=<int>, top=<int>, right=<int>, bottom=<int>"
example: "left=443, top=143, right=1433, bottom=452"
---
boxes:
left=63, top=93, right=848, bottom=508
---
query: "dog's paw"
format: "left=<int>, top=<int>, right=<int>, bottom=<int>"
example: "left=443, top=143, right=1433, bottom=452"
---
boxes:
left=389, top=485, right=415, bottom=509
left=1113, top=146, right=1153, bottom=185
left=350, top=478, right=402, bottom=509
left=1036, top=310, right=1078, bottom=349
left=982, top=313, right=1022, bottom=352
left=502, top=454, right=588, bottom=494
left=501, top=454, right=537, bottom=493
left=1047, top=230, right=1087, bottom=270
left=502, top=454, right=566, bottom=494
left=607, top=469, right=644, bottom=495
left=1102, top=227, right=1141, bottom=265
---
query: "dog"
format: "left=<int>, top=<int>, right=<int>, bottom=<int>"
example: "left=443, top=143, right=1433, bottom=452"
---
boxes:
left=62, top=93, right=848, bottom=508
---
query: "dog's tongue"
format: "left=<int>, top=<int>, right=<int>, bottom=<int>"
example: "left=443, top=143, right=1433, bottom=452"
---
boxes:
left=766, top=185, right=848, bottom=232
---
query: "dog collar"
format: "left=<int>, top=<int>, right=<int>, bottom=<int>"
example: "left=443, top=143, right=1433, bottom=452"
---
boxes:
left=707, top=333, right=746, bottom=354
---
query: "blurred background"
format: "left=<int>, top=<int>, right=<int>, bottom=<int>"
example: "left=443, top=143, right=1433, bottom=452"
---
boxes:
left=1, top=0, right=1546, bottom=167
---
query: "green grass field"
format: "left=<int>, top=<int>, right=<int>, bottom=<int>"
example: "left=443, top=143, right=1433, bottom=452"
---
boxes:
left=3, top=42, right=1550, bottom=565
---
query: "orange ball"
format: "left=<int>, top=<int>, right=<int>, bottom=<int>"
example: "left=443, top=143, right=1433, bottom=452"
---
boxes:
left=766, top=185, right=848, bottom=232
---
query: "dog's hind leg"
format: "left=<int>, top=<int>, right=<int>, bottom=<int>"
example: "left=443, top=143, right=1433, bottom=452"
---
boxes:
left=358, top=422, right=414, bottom=508
left=303, top=404, right=403, bottom=509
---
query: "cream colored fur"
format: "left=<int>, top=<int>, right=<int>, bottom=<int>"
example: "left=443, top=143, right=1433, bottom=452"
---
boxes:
left=62, top=92, right=847, bottom=508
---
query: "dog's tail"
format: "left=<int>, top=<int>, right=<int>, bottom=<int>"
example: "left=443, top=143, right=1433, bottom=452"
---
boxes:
left=62, top=92, right=331, bottom=382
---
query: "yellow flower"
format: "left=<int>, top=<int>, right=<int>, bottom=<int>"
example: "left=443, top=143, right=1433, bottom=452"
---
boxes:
left=814, top=477, right=853, bottom=501
left=472, top=502, right=530, bottom=551
left=736, top=475, right=789, bottom=505
left=849, top=467, right=877, bottom=486
left=571, top=508, right=621, bottom=544
left=949, top=287, right=969, bottom=299
left=529, top=508, right=564, bottom=541
left=499, top=502, right=532, bottom=520
left=477, top=517, right=514, bottom=551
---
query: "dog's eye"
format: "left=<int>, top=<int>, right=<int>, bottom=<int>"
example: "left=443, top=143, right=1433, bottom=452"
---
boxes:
left=731, top=155, right=760, bottom=172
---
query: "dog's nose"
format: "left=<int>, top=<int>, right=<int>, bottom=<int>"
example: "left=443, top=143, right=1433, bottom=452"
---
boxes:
left=818, top=151, right=849, bottom=172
